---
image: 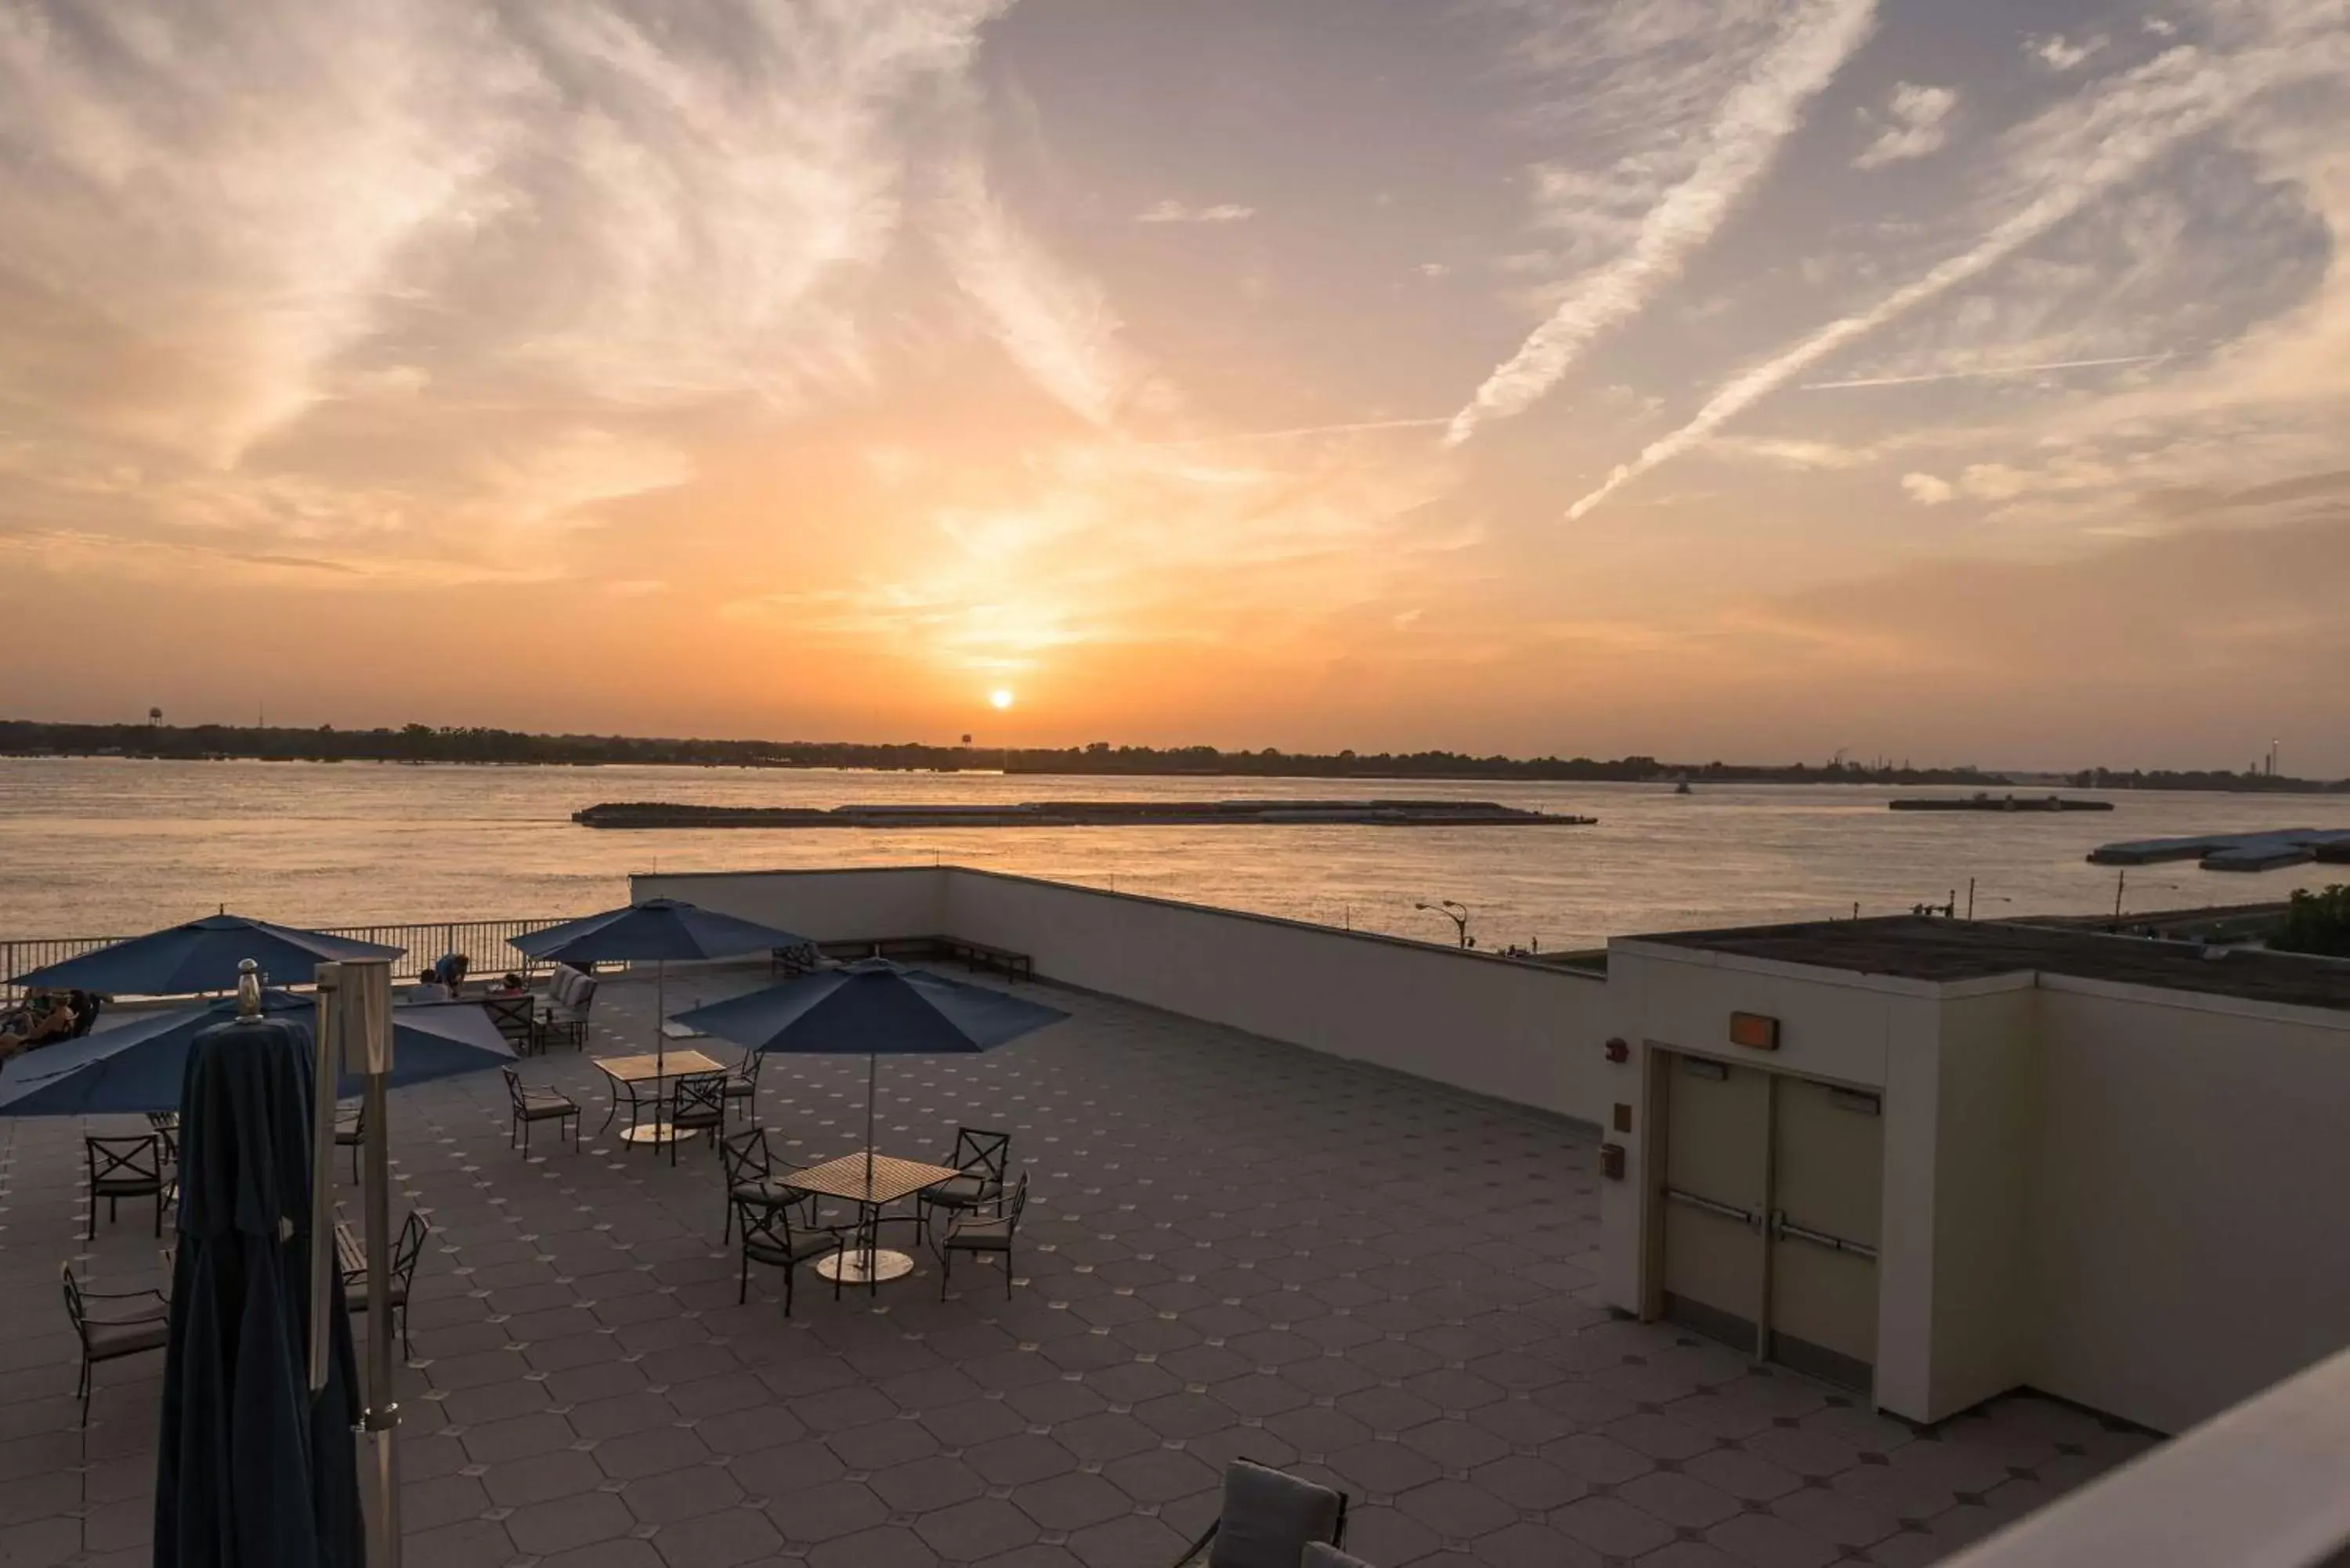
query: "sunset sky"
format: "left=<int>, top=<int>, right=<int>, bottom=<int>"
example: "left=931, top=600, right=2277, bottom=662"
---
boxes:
left=3, top=0, right=2348, bottom=771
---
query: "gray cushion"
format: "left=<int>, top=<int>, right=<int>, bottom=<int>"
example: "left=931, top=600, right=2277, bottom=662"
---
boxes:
left=947, top=1216, right=1013, bottom=1251
left=927, top=1174, right=1000, bottom=1207
left=85, top=1317, right=169, bottom=1359
left=1301, top=1544, right=1372, bottom=1568
left=1208, top=1461, right=1342, bottom=1568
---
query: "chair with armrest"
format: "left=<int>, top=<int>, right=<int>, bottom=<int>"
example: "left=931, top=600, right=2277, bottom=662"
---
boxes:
left=1167, top=1458, right=1350, bottom=1568
left=939, top=1171, right=1029, bottom=1300
left=916, top=1126, right=1010, bottom=1248
left=60, top=1262, right=168, bottom=1422
left=503, top=1066, right=580, bottom=1154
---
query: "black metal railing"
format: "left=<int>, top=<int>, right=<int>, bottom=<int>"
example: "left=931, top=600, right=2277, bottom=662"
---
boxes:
left=2, top=916, right=574, bottom=1001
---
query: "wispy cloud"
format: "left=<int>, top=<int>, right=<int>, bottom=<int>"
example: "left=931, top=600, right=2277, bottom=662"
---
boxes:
left=1854, top=82, right=1958, bottom=168
left=1901, top=472, right=1957, bottom=504
left=1134, top=200, right=1254, bottom=224
left=0, top=0, right=1013, bottom=567
left=1566, top=23, right=2350, bottom=520
left=931, top=148, right=1141, bottom=428
left=1800, top=352, right=2175, bottom=389
left=1149, top=417, right=1453, bottom=446
left=2030, top=33, right=2106, bottom=71
left=1448, top=0, right=1878, bottom=444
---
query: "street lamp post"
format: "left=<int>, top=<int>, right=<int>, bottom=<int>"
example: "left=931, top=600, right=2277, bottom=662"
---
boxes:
left=1415, top=900, right=1472, bottom=949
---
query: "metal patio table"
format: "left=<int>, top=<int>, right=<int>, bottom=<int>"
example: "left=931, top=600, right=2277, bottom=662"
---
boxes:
left=783, top=1151, right=963, bottom=1286
left=593, top=1048, right=727, bottom=1144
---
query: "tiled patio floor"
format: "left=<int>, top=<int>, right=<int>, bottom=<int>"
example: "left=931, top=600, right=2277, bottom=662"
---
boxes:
left=1, top=966, right=2156, bottom=1568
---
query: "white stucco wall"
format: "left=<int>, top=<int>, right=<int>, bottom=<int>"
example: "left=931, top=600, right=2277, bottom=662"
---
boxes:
left=634, top=865, right=1609, bottom=1124
left=1925, top=983, right=2038, bottom=1420
left=2025, top=978, right=2350, bottom=1433
left=636, top=866, right=947, bottom=944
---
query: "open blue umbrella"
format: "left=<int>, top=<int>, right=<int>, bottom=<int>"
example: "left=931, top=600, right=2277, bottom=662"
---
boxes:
left=512, top=898, right=815, bottom=1142
left=0, top=992, right=514, bottom=1117
left=671, top=956, right=1068, bottom=1174
left=7, top=913, right=403, bottom=995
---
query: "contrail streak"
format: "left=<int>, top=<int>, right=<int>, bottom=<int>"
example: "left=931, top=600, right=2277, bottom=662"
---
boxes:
left=1446, top=0, right=1877, bottom=446
left=1150, top=417, right=1452, bottom=446
left=1799, top=352, right=2174, bottom=390
left=1566, top=38, right=2336, bottom=522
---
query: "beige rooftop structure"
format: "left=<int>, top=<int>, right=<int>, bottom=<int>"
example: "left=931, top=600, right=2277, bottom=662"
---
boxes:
left=1600, top=915, right=2350, bottom=1436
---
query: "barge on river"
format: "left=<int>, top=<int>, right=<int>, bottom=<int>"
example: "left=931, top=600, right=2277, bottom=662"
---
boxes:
left=574, top=799, right=1598, bottom=829
left=1889, top=794, right=2113, bottom=812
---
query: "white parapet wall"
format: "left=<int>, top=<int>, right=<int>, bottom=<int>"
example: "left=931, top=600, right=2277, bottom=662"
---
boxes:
left=634, top=865, right=1610, bottom=1124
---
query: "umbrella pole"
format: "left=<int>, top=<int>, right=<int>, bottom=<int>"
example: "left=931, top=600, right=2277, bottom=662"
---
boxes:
left=865, top=1053, right=879, bottom=1284
left=309, top=963, right=344, bottom=1396
left=654, top=958, right=667, bottom=1144
left=350, top=959, right=402, bottom=1568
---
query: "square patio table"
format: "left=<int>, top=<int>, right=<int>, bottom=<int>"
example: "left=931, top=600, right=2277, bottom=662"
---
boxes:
left=783, top=1151, right=963, bottom=1286
left=593, top=1049, right=727, bottom=1145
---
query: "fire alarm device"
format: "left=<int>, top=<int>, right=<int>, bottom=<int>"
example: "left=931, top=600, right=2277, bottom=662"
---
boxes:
left=1604, top=1037, right=1630, bottom=1064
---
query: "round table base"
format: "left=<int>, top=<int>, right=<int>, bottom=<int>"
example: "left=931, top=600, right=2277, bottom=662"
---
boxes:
left=818, top=1248, right=916, bottom=1285
left=620, top=1121, right=698, bottom=1146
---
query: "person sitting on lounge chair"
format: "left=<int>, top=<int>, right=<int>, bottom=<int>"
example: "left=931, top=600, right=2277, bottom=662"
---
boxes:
left=406, top=967, right=450, bottom=1003
left=0, top=991, right=79, bottom=1060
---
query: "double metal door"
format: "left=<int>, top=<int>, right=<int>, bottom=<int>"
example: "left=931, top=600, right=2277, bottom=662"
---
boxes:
left=1658, top=1054, right=1882, bottom=1390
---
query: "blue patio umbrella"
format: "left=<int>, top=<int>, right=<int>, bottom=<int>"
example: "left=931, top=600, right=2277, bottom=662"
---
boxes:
left=6, top=913, right=403, bottom=995
left=0, top=992, right=515, bottom=1117
left=512, top=898, right=815, bottom=1139
left=672, top=957, right=1068, bottom=1174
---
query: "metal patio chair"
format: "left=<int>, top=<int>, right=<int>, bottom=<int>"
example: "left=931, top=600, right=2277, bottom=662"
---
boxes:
left=1168, top=1458, right=1350, bottom=1568
left=344, top=1209, right=432, bottom=1359
left=734, top=1193, right=847, bottom=1317
left=668, top=1071, right=729, bottom=1165
left=60, top=1261, right=168, bottom=1422
left=503, top=1066, right=580, bottom=1153
left=939, top=1170, right=1029, bottom=1300
left=85, top=1133, right=170, bottom=1239
left=916, top=1125, right=1010, bottom=1248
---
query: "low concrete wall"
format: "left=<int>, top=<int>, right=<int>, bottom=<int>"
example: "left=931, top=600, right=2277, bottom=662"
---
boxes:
left=634, top=865, right=1608, bottom=1124
left=638, top=865, right=946, bottom=945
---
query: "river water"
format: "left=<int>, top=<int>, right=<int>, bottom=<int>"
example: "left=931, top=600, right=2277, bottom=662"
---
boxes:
left=3, top=757, right=2340, bottom=949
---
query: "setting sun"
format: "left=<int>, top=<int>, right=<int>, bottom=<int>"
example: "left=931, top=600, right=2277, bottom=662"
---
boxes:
left=989, top=688, right=1015, bottom=710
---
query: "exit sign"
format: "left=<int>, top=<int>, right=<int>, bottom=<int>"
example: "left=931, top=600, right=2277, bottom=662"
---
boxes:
left=1730, top=1012, right=1780, bottom=1051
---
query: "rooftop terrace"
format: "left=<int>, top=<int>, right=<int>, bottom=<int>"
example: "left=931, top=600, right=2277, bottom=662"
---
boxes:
left=3, top=966, right=2156, bottom=1568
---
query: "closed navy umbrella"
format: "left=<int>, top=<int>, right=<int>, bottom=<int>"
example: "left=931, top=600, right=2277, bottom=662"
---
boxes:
left=512, top=898, right=814, bottom=1142
left=155, top=1008, right=364, bottom=1568
left=672, top=957, right=1068, bottom=1180
left=7, top=913, right=403, bottom=995
left=0, top=992, right=515, bottom=1117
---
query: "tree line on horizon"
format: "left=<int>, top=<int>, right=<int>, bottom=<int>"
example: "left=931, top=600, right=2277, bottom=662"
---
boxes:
left=1, top=719, right=2341, bottom=790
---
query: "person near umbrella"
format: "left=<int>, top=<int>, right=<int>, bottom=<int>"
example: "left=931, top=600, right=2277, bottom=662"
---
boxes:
left=0, top=990, right=78, bottom=1060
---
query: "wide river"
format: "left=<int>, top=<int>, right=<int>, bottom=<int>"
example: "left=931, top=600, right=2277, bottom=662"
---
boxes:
left=4, top=758, right=2341, bottom=950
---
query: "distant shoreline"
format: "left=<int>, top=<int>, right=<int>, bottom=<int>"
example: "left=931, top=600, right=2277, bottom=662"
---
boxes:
left=3, top=719, right=2345, bottom=793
